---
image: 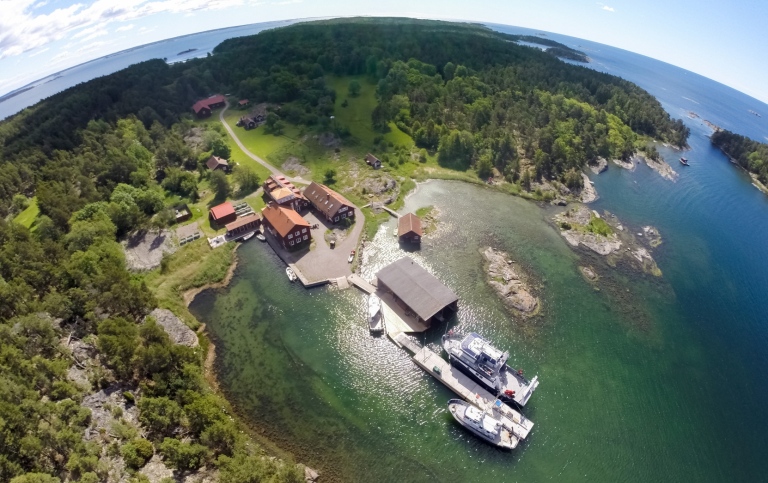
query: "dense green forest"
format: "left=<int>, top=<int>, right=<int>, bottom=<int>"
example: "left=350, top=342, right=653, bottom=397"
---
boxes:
left=711, top=129, right=768, bottom=183
left=0, top=18, right=692, bottom=481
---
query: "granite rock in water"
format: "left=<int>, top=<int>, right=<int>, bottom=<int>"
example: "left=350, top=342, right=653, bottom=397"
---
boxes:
left=483, top=247, right=539, bottom=314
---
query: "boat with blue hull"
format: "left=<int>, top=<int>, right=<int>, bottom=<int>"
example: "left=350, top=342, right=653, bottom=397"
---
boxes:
left=442, top=332, right=539, bottom=407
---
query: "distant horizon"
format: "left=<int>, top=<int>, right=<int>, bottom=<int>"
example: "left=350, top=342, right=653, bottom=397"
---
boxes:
left=0, top=0, right=766, bottom=105
left=3, top=16, right=768, bottom=115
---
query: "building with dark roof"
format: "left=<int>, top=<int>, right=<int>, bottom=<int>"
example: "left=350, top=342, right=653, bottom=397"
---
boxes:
left=225, top=213, right=260, bottom=238
left=192, top=94, right=226, bottom=118
left=398, top=213, right=423, bottom=244
left=206, top=155, right=229, bottom=172
left=209, top=202, right=237, bottom=226
left=365, top=153, right=382, bottom=169
left=261, top=202, right=311, bottom=250
left=263, top=175, right=308, bottom=212
left=376, top=257, right=458, bottom=326
left=303, top=181, right=355, bottom=224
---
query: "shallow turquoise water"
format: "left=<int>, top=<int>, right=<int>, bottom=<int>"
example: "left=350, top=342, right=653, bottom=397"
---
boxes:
left=192, top=163, right=768, bottom=482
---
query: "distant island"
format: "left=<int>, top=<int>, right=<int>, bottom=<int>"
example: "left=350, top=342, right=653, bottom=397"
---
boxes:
left=0, top=17, right=693, bottom=482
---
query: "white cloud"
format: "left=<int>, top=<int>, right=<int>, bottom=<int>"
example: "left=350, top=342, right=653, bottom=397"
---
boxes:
left=602, top=5, right=615, bottom=12
left=116, top=23, right=135, bottom=31
left=28, top=47, right=49, bottom=57
left=0, top=0, right=248, bottom=60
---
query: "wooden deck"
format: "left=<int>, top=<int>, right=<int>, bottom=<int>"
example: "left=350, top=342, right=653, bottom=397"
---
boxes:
left=388, top=333, right=534, bottom=441
left=348, top=274, right=376, bottom=294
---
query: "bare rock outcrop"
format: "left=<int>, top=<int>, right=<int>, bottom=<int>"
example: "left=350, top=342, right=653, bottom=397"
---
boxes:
left=589, top=158, right=608, bottom=174
left=483, top=247, right=539, bottom=315
left=580, top=173, right=598, bottom=203
left=636, top=154, right=678, bottom=181
left=145, top=308, right=199, bottom=347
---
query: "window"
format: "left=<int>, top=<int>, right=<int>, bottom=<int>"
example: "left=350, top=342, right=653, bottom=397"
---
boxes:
left=295, top=231, right=300, bottom=236
left=334, top=216, right=339, bottom=222
left=302, top=228, right=307, bottom=233
left=288, top=234, right=293, bottom=239
left=290, top=240, right=294, bottom=246
left=303, top=235, right=308, bottom=240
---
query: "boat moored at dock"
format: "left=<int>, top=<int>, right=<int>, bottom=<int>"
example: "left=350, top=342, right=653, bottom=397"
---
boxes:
left=286, top=267, right=297, bottom=282
left=448, top=399, right=517, bottom=450
left=368, top=294, right=383, bottom=333
left=443, top=332, right=539, bottom=407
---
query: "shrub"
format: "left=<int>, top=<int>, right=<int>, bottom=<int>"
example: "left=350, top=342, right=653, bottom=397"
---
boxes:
left=122, top=438, right=154, bottom=470
left=159, top=438, right=209, bottom=472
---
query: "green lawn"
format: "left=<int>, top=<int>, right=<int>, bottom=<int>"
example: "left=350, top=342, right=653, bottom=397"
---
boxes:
left=13, top=197, right=39, bottom=228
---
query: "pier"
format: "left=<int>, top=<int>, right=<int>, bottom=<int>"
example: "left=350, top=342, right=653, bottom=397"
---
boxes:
left=388, top=330, right=534, bottom=440
left=348, top=273, right=376, bottom=294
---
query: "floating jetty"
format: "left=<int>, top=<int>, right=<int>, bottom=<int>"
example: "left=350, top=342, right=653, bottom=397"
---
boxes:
left=389, top=331, right=534, bottom=441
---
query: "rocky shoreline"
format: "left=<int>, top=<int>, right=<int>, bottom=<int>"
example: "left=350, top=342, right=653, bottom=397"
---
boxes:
left=553, top=204, right=662, bottom=276
left=637, top=154, right=678, bottom=182
left=482, top=247, right=540, bottom=316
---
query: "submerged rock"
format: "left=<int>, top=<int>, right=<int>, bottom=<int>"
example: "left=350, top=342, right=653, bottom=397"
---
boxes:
left=483, top=247, right=539, bottom=315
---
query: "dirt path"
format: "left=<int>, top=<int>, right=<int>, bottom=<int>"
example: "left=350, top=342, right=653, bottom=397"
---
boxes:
left=219, top=101, right=309, bottom=185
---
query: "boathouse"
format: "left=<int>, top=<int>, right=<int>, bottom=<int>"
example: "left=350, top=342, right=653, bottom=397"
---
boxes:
left=398, top=213, right=423, bottom=244
left=209, top=202, right=237, bottom=226
left=261, top=202, right=311, bottom=251
left=263, top=175, right=309, bottom=212
left=376, top=257, right=458, bottom=326
left=303, top=182, right=355, bottom=224
left=225, top=213, right=260, bottom=238
left=192, top=94, right=226, bottom=118
left=206, top=155, right=230, bottom=172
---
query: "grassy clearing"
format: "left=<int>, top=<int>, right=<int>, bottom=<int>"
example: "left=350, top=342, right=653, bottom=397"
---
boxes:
left=143, top=240, right=236, bottom=329
left=13, top=197, right=39, bottom=228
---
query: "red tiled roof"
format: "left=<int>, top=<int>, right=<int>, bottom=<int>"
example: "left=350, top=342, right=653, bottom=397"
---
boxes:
left=225, top=214, right=260, bottom=231
left=210, top=202, right=235, bottom=221
left=398, top=213, right=423, bottom=237
left=261, top=204, right=310, bottom=237
left=192, top=94, right=226, bottom=113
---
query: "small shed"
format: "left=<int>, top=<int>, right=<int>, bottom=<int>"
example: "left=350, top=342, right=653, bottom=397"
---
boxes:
left=206, top=155, right=229, bottom=172
left=209, top=202, right=237, bottom=226
left=238, top=99, right=250, bottom=107
left=398, top=213, right=423, bottom=244
left=376, top=257, right=458, bottom=326
left=174, top=204, right=191, bottom=224
left=365, top=153, right=382, bottom=169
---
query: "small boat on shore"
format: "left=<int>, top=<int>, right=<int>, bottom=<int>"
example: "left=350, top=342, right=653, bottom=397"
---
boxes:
left=255, top=232, right=266, bottom=242
left=368, top=294, right=383, bottom=333
left=680, top=157, right=690, bottom=166
left=348, top=250, right=355, bottom=263
left=286, top=267, right=297, bottom=282
left=241, top=232, right=255, bottom=242
left=448, top=399, right=518, bottom=450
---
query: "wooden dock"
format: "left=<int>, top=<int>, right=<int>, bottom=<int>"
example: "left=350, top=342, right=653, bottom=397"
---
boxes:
left=388, top=331, right=534, bottom=440
left=348, top=274, right=376, bottom=294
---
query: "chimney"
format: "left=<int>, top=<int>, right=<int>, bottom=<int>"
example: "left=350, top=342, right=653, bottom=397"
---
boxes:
left=326, top=193, right=330, bottom=200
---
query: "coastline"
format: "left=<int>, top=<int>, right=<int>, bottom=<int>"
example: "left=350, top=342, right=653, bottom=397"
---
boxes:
left=182, top=244, right=240, bottom=306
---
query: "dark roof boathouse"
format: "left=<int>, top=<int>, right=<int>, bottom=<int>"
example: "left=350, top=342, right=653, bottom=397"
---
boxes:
left=376, top=257, right=458, bottom=326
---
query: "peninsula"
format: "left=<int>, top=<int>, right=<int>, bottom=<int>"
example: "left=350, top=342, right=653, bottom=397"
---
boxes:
left=0, top=17, right=691, bottom=482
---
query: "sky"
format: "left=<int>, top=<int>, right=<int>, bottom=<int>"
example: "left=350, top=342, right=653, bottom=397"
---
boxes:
left=0, top=0, right=767, bottom=103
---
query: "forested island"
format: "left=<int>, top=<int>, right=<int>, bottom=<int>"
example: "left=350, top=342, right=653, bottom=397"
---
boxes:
left=710, top=129, right=768, bottom=188
left=0, top=18, right=690, bottom=482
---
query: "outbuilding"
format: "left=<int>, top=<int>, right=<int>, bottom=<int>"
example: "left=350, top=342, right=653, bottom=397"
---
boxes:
left=209, top=202, right=237, bottom=226
left=398, top=213, right=423, bottom=244
left=225, top=213, right=261, bottom=238
left=365, top=153, right=382, bottom=169
left=376, top=257, right=458, bottom=326
left=192, top=94, right=226, bottom=118
left=206, top=155, right=229, bottom=172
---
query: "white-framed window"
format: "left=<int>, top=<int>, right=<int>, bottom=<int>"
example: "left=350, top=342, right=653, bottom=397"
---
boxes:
left=303, top=235, right=308, bottom=240
left=290, top=240, right=294, bottom=246
left=339, top=206, right=347, bottom=212
left=295, top=231, right=300, bottom=236
left=288, top=234, right=293, bottom=239
left=334, top=216, right=339, bottom=222
left=302, top=228, right=307, bottom=233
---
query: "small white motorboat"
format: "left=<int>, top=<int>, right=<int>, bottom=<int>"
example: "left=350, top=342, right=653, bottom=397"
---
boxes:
left=286, top=267, right=297, bottom=282
left=255, top=232, right=266, bottom=242
left=368, top=294, right=383, bottom=332
left=448, top=399, right=518, bottom=450
left=241, top=232, right=255, bottom=241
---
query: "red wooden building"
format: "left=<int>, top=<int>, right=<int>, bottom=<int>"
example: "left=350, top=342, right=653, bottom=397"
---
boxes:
left=263, top=175, right=309, bottom=212
left=261, top=203, right=311, bottom=251
left=209, top=202, right=237, bottom=226
left=303, top=182, right=355, bottom=224
left=398, top=213, right=423, bottom=244
left=192, top=94, right=226, bottom=118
